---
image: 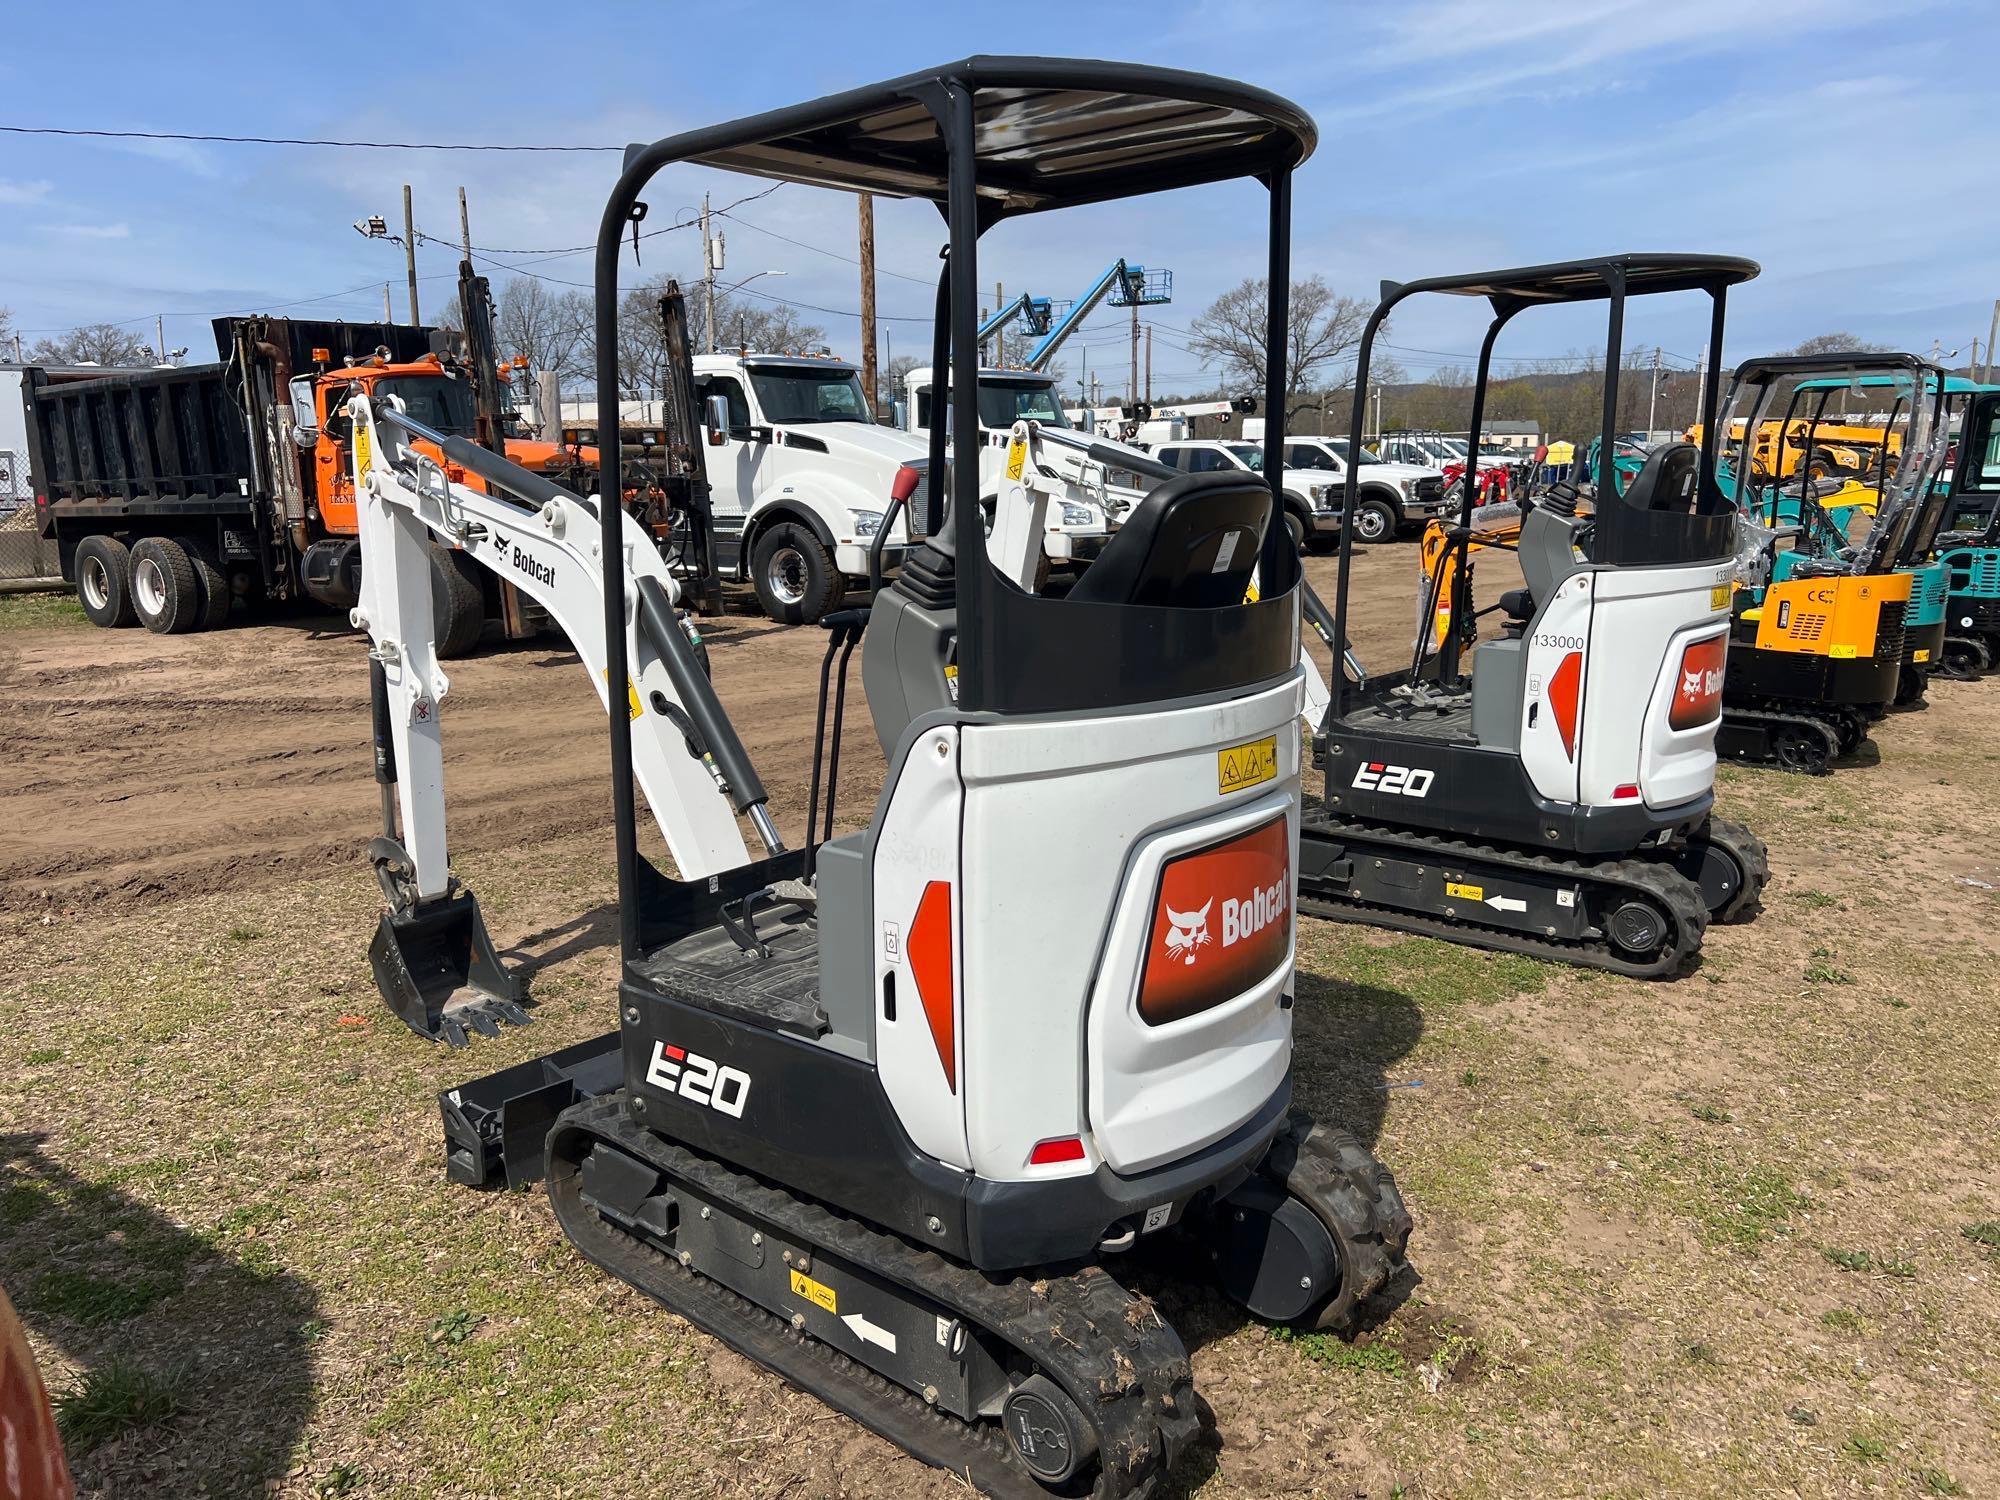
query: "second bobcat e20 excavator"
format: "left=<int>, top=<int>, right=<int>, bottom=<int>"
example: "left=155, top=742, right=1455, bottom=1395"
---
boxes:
left=1297, top=256, right=1769, bottom=978
left=345, top=59, right=1408, bottom=1497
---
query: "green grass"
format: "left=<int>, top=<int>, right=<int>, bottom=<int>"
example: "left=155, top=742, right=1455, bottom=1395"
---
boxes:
left=0, top=590, right=86, bottom=629
left=1844, top=1433, right=1889, bottom=1463
left=1272, top=1327, right=1409, bottom=1377
left=1690, top=1103, right=1734, bottom=1125
left=1962, top=1221, right=2000, bottom=1255
left=1822, top=1247, right=1918, bottom=1278
left=54, top=1357, right=190, bottom=1454
left=27, top=1269, right=180, bottom=1326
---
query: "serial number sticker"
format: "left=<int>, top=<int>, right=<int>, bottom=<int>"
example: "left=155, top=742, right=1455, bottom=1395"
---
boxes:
left=1709, top=583, right=1732, bottom=610
left=1829, top=644, right=1858, bottom=659
left=1913, top=647, right=1931, bottom=662
left=1005, top=438, right=1026, bottom=481
left=1445, top=881, right=1484, bottom=901
left=789, top=1269, right=838, bottom=1314
left=1217, top=734, right=1278, bottom=795
left=602, top=669, right=643, bottom=720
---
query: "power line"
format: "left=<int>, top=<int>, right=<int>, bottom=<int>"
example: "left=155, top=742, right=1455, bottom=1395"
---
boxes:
left=416, top=184, right=784, bottom=261
left=0, top=124, right=618, bottom=151
left=719, top=210, right=936, bottom=286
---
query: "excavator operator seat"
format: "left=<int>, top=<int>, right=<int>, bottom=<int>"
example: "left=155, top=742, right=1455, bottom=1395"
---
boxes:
left=1066, top=472, right=1272, bottom=608
left=1619, top=441, right=1700, bottom=513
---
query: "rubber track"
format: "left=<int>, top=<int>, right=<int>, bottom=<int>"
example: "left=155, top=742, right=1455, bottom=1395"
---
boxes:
left=1719, top=701, right=1845, bottom=773
left=546, top=1094, right=1199, bottom=1499
left=1299, top=815, right=1709, bottom=979
left=1698, top=816, right=1769, bottom=925
left=1264, top=1112, right=1412, bottom=1331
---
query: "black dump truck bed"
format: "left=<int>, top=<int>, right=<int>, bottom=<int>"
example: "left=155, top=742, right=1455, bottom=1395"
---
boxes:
left=29, top=316, right=439, bottom=520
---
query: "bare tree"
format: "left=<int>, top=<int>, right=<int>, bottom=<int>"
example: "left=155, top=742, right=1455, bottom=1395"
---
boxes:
left=492, top=277, right=594, bottom=385
left=708, top=293, right=826, bottom=357
left=882, top=352, right=923, bottom=409
left=1787, top=331, right=1882, bottom=358
left=1187, top=275, right=1373, bottom=417
left=0, top=306, right=14, bottom=360
left=27, top=322, right=154, bottom=368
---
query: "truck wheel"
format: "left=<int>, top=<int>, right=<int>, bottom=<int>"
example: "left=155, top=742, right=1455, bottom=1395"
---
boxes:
left=751, top=523, right=839, bottom=624
left=1032, top=550, right=1052, bottom=594
left=1280, top=502, right=1308, bottom=551
left=189, top=548, right=232, bottom=631
left=1350, top=496, right=1398, bottom=545
left=75, top=535, right=137, bottom=627
left=430, top=545, right=486, bottom=659
left=130, top=537, right=203, bottom=634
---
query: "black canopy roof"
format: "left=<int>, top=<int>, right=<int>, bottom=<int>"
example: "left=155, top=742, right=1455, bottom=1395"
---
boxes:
left=1381, top=253, right=1760, bottom=315
left=633, top=56, right=1315, bottom=219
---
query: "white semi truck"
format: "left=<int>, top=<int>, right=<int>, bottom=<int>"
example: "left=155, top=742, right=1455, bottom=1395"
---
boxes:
left=686, top=351, right=927, bottom=622
left=898, top=365, right=1133, bottom=578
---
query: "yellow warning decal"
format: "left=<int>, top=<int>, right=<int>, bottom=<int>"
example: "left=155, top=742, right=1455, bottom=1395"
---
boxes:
left=1829, top=644, right=1858, bottom=659
left=1914, top=647, right=1931, bottom=662
left=1005, top=438, right=1026, bottom=481
left=354, top=420, right=373, bottom=479
left=789, top=1268, right=837, bottom=1314
left=1445, top=881, right=1484, bottom=901
left=1709, top=583, right=1732, bottom=610
left=601, top=669, right=643, bottom=720
left=1217, top=734, right=1278, bottom=795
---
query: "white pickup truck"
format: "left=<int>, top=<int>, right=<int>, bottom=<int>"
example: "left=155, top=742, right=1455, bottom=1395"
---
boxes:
left=688, top=352, right=924, bottom=622
left=1148, top=439, right=1347, bottom=548
left=899, top=366, right=1134, bottom=577
left=1279, top=436, right=1450, bottom=542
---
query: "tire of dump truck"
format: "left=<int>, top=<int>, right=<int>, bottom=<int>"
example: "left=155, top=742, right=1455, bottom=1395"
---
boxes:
left=188, top=547, right=232, bottom=631
left=130, top=537, right=203, bottom=634
left=430, top=544, right=486, bottom=659
left=75, top=535, right=137, bottom=628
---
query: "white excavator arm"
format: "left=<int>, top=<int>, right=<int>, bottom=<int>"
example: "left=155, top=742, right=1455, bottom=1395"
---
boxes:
left=348, top=393, right=776, bottom=909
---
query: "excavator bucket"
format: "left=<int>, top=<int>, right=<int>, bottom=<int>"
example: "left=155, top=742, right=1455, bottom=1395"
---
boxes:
left=368, top=888, right=528, bottom=1047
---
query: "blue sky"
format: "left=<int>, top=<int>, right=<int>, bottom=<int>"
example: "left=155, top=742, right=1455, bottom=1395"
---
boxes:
left=3, top=0, right=1995, bottom=393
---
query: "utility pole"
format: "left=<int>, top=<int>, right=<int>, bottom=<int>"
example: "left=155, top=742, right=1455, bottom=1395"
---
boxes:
left=382, top=284, right=392, bottom=322
left=1145, top=325, right=1153, bottom=403
left=156, top=315, right=167, bottom=363
left=993, top=280, right=1003, bottom=366
left=1130, top=303, right=1140, bottom=404
left=701, top=193, right=719, bottom=354
left=1694, top=342, right=1707, bottom=430
left=1986, top=298, right=2000, bottom=383
left=401, top=184, right=420, bottom=325
left=858, top=193, right=878, bottom=413
left=1647, top=345, right=1660, bottom=435
left=458, top=186, right=473, bottom=260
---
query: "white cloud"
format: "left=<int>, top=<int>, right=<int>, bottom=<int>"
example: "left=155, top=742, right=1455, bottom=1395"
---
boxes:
left=41, top=222, right=133, bottom=240
left=0, top=178, right=54, bottom=205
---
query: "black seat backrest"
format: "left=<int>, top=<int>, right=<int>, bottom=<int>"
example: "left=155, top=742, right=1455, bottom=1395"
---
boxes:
left=1066, top=471, right=1272, bottom=608
left=1618, top=441, right=1699, bottom=512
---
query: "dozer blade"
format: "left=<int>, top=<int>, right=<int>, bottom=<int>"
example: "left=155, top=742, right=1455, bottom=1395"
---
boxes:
left=368, top=888, right=529, bottom=1046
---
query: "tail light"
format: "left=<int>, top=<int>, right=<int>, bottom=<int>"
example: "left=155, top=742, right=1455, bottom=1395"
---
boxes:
left=1028, top=1136, right=1085, bottom=1166
left=1137, top=815, right=1290, bottom=1027
left=1669, top=633, right=1728, bottom=731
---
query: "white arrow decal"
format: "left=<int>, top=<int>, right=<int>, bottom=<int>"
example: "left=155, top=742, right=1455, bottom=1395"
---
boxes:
left=1485, top=894, right=1527, bottom=913
left=841, top=1312, right=898, bottom=1354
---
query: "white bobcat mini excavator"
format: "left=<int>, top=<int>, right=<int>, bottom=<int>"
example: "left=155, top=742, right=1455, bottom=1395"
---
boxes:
left=347, top=59, right=1409, bottom=1496
left=1298, top=257, right=1770, bottom=977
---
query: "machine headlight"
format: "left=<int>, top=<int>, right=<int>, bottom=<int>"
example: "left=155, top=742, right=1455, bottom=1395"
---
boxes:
left=851, top=508, right=884, bottom=538
left=1400, top=477, right=1421, bottom=498
left=1058, top=501, right=1096, bottom=527
left=1308, top=482, right=1332, bottom=503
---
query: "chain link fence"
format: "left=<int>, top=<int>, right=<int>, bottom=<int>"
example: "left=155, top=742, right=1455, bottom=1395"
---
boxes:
left=0, top=449, right=63, bottom=586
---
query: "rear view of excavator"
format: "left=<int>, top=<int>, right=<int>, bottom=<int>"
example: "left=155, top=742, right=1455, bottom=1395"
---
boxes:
left=1938, top=385, right=2000, bottom=676
left=1298, top=256, right=1768, bottom=978
left=1712, top=355, right=1952, bottom=772
left=342, top=59, right=1409, bottom=1496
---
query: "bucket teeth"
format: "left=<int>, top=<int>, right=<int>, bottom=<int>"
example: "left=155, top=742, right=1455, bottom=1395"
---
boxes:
left=367, top=887, right=527, bottom=1044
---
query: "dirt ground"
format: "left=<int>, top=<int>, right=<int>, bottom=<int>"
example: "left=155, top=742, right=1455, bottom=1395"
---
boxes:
left=2, top=543, right=1997, bottom=1500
